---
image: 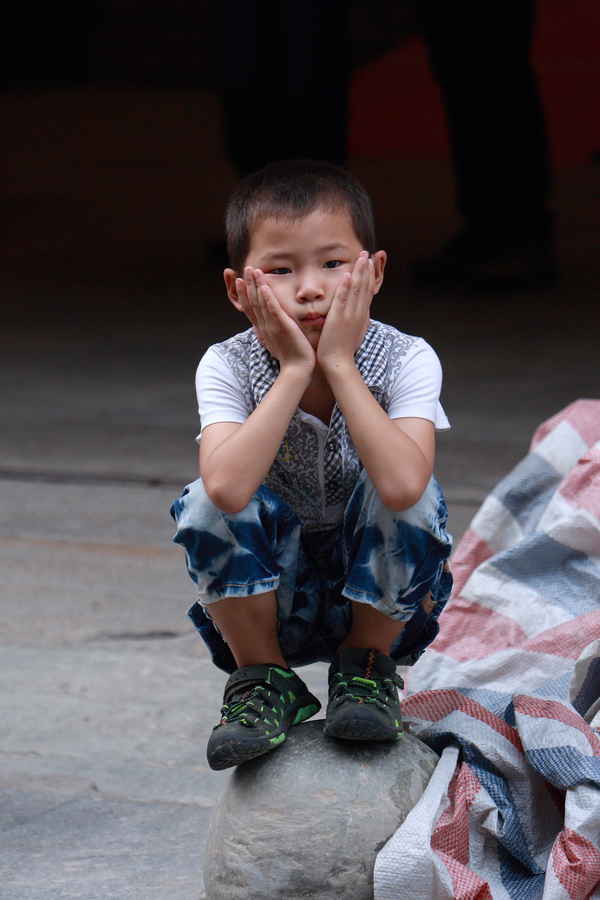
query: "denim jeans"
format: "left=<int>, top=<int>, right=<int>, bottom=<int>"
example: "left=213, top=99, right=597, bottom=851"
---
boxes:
left=170, top=470, right=453, bottom=674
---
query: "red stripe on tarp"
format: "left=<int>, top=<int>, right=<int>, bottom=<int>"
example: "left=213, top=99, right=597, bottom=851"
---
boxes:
left=434, top=599, right=530, bottom=661
left=521, top=611, right=600, bottom=660
left=449, top=530, right=494, bottom=599
left=403, top=689, right=524, bottom=750
left=550, top=827, right=600, bottom=899
left=514, top=695, right=600, bottom=755
left=558, top=448, right=600, bottom=518
left=531, top=400, right=600, bottom=451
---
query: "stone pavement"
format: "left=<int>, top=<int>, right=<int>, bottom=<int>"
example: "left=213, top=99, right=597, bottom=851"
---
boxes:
left=1, top=157, right=598, bottom=898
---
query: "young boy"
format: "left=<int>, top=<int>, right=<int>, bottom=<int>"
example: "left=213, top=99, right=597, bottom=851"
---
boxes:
left=171, top=160, right=452, bottom=771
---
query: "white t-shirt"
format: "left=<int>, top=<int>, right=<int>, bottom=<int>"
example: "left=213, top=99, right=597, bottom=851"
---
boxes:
left=195, top=320, right=449, bottom=530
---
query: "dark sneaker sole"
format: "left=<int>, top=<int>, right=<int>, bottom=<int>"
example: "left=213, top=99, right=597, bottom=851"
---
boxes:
left=324, top=708, right=403, bottom=742
left=207, top=698, right=320, bottom=771
left=207, top=730, right=287, bottom=771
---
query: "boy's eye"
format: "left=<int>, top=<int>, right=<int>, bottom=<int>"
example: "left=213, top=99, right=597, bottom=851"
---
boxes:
left=324, top=260, right=342, bottom=269
left=268, top=267, right=291, bottom=275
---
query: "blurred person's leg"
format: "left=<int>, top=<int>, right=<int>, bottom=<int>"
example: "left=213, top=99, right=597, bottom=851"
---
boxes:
left=411, top=0, right=557, bottom=290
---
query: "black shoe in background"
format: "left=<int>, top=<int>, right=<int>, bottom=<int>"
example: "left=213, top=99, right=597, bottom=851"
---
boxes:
left=409, top=220, right=558, bottom=292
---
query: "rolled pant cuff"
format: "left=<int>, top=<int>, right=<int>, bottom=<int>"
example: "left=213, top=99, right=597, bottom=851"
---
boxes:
left=341, top=585, right=413, bottom=623
left=199, top=577, right=280, bottom=605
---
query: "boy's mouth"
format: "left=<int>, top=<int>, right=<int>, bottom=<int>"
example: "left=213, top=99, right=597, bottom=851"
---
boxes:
left=302, top=312, right=326, bottom=324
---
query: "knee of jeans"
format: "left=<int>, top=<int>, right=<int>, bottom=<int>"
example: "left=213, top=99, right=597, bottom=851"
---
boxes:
left=348, top=468, right=437, bottom=516
left=345, top=468, right=380, bottom=516
left=395, top=476, right=451, bottom=544
left=345, top=467, right=428, bottom=530
left=172, top=479, right=296, bottom=544
left=171, top=478, right=215, bottom=529
left=171, top=477, right=265, bottom=541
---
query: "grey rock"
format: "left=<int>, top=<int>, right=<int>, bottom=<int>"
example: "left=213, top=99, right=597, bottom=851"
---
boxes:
left=204, top=719, right=438, bottom=900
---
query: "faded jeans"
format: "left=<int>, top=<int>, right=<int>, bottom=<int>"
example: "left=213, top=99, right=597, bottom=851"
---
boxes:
left=170, top=470, right=452, bottom=674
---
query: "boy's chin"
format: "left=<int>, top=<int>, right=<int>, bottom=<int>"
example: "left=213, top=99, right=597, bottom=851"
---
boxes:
left=303, top=329, right=323, bottom=350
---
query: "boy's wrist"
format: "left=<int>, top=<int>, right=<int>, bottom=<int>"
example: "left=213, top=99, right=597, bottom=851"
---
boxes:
left=278, top=358, right=314, bottom=387
left=318, top=355, right=358, bottom=380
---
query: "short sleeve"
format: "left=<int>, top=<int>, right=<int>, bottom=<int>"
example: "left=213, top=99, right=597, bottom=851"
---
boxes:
left=387, top=339, right=450, bottom=430
left=195, top=346, right=253, bottom=442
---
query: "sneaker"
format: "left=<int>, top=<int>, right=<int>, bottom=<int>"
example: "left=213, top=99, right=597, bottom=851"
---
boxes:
left=206, top=664, right=321, bottom=770
left=324, top=648, right=404, bottom=742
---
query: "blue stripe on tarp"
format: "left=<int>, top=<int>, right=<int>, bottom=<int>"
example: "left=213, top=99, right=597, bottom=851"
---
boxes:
left=492, top=452, right=562, bottom=533
left=465, top=745, right=545, bottom=875
left=425, top=732, right=546, bottom=876
left=498, top=842, right=546, bottom=900
left=526, top=746, right=600, bottom=790
left=571, top=656, right=600, bottom=718
left=491, top=535, right=600, bottom=616
left=455, top=686, right=514, bottom=718
left=528, top=672, right=573, bottom=702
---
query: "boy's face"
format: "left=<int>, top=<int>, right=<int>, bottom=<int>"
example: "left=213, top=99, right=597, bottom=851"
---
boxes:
left=225, top=207, right=386, bottom=349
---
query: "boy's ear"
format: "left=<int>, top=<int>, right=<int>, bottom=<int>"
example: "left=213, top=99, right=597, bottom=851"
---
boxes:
left=224, top=268, right=244, bottom=312
left=371, top=250, right=387, bottom=296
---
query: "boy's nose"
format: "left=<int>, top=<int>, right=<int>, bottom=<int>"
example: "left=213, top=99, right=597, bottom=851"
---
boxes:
left=296, top=272, right=325, bottom=302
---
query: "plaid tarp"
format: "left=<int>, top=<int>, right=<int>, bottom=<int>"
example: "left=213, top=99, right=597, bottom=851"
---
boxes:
left=375, top=399, right=600, bottom=900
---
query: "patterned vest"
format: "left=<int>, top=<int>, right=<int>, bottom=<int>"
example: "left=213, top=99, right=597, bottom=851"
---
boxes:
left=212, top=320, right=419, bottom=531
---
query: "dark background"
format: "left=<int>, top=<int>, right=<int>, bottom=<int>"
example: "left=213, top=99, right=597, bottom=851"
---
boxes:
left=1, top=0, right=598, bottom=329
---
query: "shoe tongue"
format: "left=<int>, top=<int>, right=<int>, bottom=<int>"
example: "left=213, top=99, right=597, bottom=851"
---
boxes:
left=339, top=648, right=398, bottom=680
left=224, top=665, right=271, bottom=702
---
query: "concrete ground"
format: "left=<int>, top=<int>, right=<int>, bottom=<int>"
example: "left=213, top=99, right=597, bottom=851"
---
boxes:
left=1, top=109, right=599, bottom=897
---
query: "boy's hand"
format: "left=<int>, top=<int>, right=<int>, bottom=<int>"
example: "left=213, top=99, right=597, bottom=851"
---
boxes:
left=316, top=251, right=374, bottom=372
left=236, top=267, right=316, bottom=374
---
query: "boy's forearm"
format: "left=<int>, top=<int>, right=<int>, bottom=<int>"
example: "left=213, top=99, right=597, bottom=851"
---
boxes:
left=200, top=366, right=311, bottom=513
left=324, top=360, right=434, bottom=511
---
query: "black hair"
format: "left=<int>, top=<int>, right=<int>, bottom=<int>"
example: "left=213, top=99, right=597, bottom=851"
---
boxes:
left=225, top=159, right=377, bottom=272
